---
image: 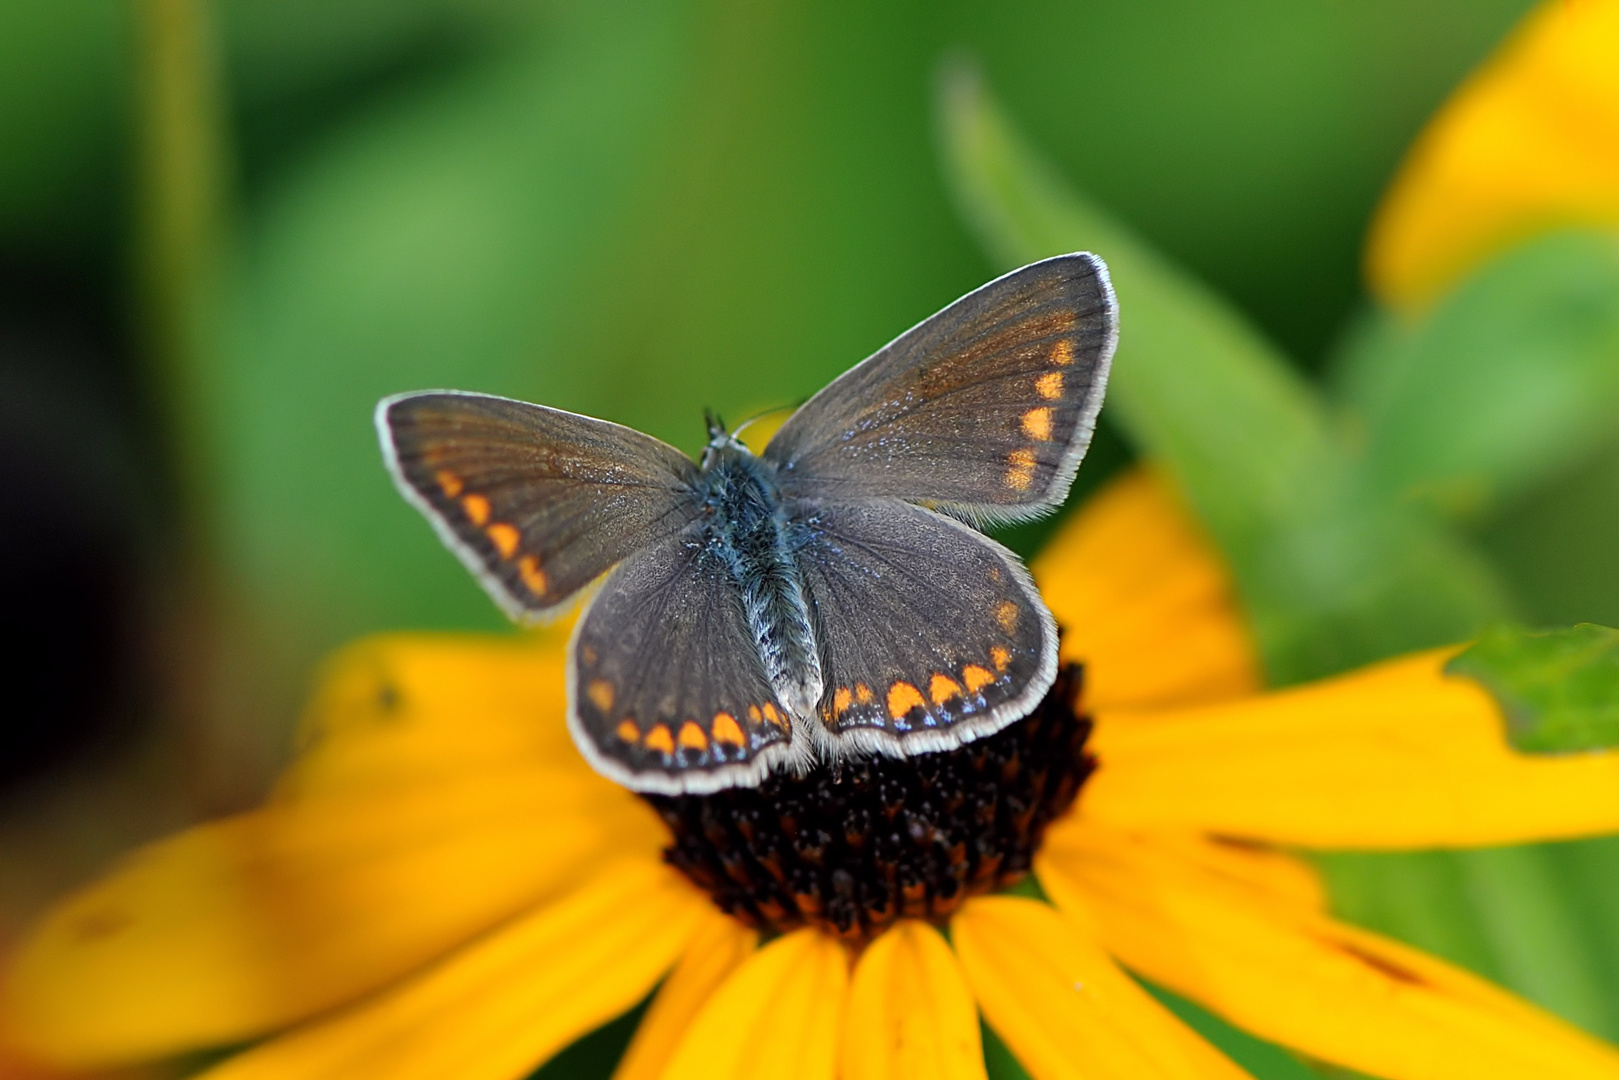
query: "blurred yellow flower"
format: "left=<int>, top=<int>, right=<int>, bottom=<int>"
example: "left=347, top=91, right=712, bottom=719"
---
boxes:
left=6, top=472, right=1619, bottom=1080
left=1366, top=0, right=1619, bottom=310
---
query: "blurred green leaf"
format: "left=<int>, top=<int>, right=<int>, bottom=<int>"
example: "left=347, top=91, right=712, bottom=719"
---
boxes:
left=0, top=1, right=126, bottom=250
left=1479, top=435, right=1619, bottom=630
left=936, top=62, right=1508, bottom=683
left=1320, top=844, right=1619, bottom=1043
left=1146, top=984, right=1318, bottom=1080
left=1335, top=230, right=1619, bottom=521
left=1448, top=623, right=1619, bottom=754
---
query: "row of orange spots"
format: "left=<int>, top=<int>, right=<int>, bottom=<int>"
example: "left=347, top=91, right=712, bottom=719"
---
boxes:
left=1002, top=337, right=1074, bottom=491
left=615, top=710, right=753, bottom=755
left=825, top=657, right=1016, bottom=723
left=435, top=469, right=550, bottom=597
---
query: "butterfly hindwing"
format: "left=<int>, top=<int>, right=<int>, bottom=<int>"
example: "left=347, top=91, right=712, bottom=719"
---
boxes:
left=787, top=498, right=1055, bottom=755
left=763, top=253, right=1115, bottom=522
left=378, top=391, right=704, bottom=622
left=569, top=533, right=797, bottom=795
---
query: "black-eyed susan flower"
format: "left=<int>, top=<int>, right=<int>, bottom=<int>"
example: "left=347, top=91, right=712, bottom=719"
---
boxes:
left=6, top=470, right=1619, bottom=1080
left=1366, top=0, right=1619, bottom=310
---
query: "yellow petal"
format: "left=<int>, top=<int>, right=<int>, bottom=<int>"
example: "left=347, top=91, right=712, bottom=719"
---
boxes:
left=1041, top=819, right=1324, bottom=912
left=1367, top=0, right=1619, bottom=309
left=842, top=921, right=986, bottom=1080
left=278, top=629, right=596, bottom=802
left=612, top=907, right=757, bottom=1080
left=661, top=928, right=848, bottom=1080
left=1084, top=648, right=1619, bottom=847
left=1039, top=825, right=1619, bottom=1080
left=1033, top=471, right=1261, bottom=712
left=950, top=896, right=1252, bottom=1080
left=2, top=772, right=661, bottom=1067
left=194, top=857, right=703, bottom=1080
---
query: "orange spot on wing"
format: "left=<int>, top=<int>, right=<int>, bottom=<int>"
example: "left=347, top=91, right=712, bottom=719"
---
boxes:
left=712, top=712, right=745, bottom=747
left=644, top=724, right=675, bottom=755
left=1022, top=407, right=1054, bottom=441
left=887, top=681, right=926, bottom=720
left=518, top=556, right=548, bottom=596
left=486, top=522, right=520, bottom=558
left=991, top=645, right=1012, bottom=672
left=963, top=665, right=996, bottom=693
left=587, top=679, right=615, bottom=711
left=1050, top=339, right=1075, bottom=366
left=1005, top=449, right=1036, bottom=491
left=833, top=687, right=853, bottom=714
left=1035, top=371, right=1063, bottom=400
left=747, top=704, right=762, bottom=724
left=678, top=721, right=708, bottom=752
left=929, top=673, right=963, bottom=705
left=855, top=684, right=874, bottom=704
left=995, top=600, right=1020, bottom=633
left=615, top=720, right=640, bottom=743
left=462, top=493, right=491, bottom=526
left=760, top=703, right=788, bottom=731
left=435, top=470, right=464, bottom=498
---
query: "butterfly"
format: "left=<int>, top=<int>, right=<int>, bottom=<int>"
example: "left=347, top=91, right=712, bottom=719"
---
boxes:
left=377, top=252, right=1116, bottom=794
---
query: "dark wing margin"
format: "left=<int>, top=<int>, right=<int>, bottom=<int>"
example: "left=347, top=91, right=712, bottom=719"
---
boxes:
left=568, top=535, right=799, bottom=795
left=377, top=391, right=703, bottom=624
left=762, top=252, right=1116, bottom=524
left=788, top=498, right=1056, bottom=759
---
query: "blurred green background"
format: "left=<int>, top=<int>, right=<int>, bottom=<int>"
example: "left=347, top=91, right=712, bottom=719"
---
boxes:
left=9, top=0, right=1619, bottom=1076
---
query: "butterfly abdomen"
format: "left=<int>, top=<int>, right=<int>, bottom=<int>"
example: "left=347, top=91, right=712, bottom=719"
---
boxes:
left=696, top=442, right=824, bottom=726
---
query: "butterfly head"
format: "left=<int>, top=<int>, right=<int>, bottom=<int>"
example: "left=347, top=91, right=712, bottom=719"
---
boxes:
left=701, top=409, right=750, bottom=469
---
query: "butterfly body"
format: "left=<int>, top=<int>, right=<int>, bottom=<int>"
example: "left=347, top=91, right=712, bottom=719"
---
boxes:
left=379, top=253, right=1117, bottom=794
left=690, top=432, right=822, bottom=724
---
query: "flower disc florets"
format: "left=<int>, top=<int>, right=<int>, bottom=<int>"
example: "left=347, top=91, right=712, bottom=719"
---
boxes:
left=644, top=663, right=1094, bottom=942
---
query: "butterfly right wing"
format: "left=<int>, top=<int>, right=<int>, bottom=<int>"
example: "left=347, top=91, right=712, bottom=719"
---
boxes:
left=762, top=253, right=1114, bottom=523
left=378, top=391, right=704, bottom=623
left=569, top=533, right=799, bottom=795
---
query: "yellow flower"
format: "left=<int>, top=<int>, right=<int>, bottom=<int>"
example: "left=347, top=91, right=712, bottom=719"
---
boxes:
left=1366, top=0, right=1619, bottom=310
left=7, top=472, right=1619, bottom=1080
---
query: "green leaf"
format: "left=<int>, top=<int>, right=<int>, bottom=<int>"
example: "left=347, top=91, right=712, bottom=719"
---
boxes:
left=1335, top=230, right=1619, bottom=521
left=1448, top=623, right=1619, bottom=753
left=935, top=62, right=1508, bottom=682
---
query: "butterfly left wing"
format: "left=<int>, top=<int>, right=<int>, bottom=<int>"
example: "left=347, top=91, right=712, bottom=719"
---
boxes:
left=762, top=253, right=1115, bottom=523
left=569, top=532, right=799, bottom=795
left=786, top=497, right=1056, bottom=757
left=378, top=391, right=704, bottom=623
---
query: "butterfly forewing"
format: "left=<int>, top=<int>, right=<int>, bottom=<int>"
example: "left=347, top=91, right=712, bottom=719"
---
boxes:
left=570, top=534, right=797, bottom=794
left=763, top=253, right=1115, bottom=522
left=379, top=391, right=704, bottom=622
left=788, top=498, right=1055, bottom=755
